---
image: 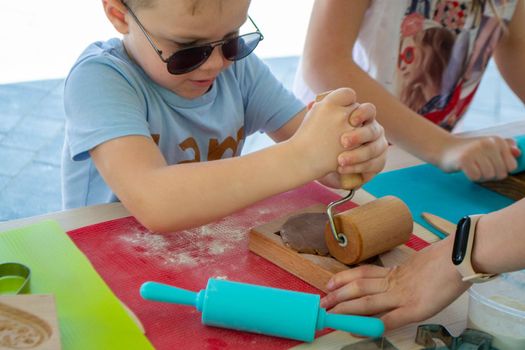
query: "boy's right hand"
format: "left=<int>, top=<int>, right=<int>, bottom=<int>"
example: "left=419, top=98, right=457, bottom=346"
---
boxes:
left=290, top=87, right=358, bottom=178
left=289, top=87, right=387, bottom=183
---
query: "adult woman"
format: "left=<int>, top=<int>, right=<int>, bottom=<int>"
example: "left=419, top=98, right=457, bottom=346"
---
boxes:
left=294, top=0, right=525, bottom=181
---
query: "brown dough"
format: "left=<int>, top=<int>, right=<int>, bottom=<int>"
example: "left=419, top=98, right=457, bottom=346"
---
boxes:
left=279, top=212, right=329, bottom=255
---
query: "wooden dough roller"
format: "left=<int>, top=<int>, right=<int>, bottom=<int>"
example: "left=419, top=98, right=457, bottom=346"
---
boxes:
left=323, top=195, right=413, bottom=265
left=313, top=92, right=412, bottom=264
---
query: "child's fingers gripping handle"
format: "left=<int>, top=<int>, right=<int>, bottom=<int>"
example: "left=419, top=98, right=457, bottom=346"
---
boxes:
left=312, top=91, right=364, bottom=190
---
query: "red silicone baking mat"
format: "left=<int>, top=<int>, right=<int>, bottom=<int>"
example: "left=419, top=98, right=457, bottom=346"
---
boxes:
left=67, top=182, right=428, bottom=349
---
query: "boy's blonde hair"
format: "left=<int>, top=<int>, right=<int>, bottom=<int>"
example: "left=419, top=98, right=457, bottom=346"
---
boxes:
left=124, top=0, right=213, bottom=15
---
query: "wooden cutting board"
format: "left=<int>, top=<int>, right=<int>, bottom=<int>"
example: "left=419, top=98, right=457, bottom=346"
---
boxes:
left=479, top=172, right=525, bottom=201
left=249, top=191, right=439, bottom=293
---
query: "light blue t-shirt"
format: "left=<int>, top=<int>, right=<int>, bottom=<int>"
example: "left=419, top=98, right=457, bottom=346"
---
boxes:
left=62, top=38, right=304, bottom=209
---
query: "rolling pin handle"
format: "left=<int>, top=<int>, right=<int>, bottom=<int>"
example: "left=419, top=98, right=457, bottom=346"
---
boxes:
left=317, top=308, right=385, bottom=338
left=140, top=281, right=204, bottom=310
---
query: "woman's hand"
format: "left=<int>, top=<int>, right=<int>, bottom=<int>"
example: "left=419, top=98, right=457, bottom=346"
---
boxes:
left=320, top=238, right=470, bottom=331
left=439, top=135, right=520, bottom=181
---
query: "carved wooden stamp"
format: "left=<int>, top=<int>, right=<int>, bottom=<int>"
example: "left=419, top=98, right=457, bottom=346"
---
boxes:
left=0, top=294, right=61, bottom=350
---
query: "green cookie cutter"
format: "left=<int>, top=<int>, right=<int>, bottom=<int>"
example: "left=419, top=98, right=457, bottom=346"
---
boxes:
left=0, top=262, right=31, bottom=294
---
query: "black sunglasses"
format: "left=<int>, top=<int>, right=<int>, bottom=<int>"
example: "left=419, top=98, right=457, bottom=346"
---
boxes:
left=124, top=3, right=264, bottom=75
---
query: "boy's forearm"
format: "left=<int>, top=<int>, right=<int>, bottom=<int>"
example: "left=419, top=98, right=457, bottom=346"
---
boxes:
left=471, top=199, right=525, bottom=274
left=127, top=140, right=318, bottom=233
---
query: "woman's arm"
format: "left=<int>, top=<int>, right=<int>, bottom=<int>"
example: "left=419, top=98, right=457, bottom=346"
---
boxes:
left=493, top=0, right=525, bottom=103
left=302, top=0, right=519, bottom=181
left=472, top=198, right=525, bottom=274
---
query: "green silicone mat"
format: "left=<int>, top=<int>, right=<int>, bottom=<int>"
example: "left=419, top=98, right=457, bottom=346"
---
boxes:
left=0, top=220, right=153, bottom=350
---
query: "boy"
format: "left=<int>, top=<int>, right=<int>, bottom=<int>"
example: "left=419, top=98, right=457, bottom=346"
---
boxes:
left=62, top=0, right=388, bottom=233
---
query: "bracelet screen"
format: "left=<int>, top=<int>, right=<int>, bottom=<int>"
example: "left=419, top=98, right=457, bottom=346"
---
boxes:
left=452, top=216, right=470, bottom=265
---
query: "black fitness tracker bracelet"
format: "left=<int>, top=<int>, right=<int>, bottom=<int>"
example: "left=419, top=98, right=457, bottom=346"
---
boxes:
left=452, top=215, right=497, bottom=283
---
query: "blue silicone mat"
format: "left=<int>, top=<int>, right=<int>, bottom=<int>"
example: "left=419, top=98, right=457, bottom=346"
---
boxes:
left=364, top=164, right=514, bottom=239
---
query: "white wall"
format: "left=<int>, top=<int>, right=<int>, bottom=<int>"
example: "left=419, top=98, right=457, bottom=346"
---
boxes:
left=0, top=0, right=313, bottom=84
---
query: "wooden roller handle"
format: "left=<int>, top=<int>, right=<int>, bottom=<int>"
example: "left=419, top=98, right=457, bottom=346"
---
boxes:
left=313, top=91, right=364, bottom=190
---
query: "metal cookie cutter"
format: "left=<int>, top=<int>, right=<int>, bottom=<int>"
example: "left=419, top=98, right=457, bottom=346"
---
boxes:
left=340, top=337, right=398, bottom=349
left=415, top=324, right=497, bottom=350
left=0, top=262, right=31, bottom=294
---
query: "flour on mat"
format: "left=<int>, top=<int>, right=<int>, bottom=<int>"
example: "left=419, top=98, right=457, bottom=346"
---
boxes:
left=121, top=229, right=168, bottom=252
left=120, top=221, right=246, bottom=267
left=208, top=240, right=231, bottom=255
left=164, top=252, right=198, bottom=267
left=121, top=231, right=200, bottom=267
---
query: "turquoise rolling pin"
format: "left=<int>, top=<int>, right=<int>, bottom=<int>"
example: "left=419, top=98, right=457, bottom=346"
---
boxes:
left=140, top=278, right=384, bottom=342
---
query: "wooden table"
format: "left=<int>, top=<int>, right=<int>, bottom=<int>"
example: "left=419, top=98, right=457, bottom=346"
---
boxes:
left=1, top=121, right=524, bottom=349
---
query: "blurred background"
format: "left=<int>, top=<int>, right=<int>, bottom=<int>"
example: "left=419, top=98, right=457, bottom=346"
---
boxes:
left=0, top=0, right=313, bottom=83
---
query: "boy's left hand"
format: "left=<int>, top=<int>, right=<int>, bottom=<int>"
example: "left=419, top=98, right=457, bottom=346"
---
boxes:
left=319, top=102, right=387, bottom=188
